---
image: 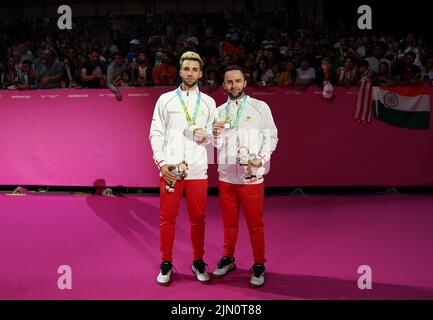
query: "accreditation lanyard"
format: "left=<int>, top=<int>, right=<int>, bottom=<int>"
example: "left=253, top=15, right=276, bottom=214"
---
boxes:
left=225, top=95, right=248, bottom=129
left=176, top=87, right=201, bottom=126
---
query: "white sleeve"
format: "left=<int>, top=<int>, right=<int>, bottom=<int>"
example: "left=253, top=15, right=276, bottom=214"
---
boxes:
left=149, top=96, right=168, bottom=169
left=258, top=102, right=278, bottom=165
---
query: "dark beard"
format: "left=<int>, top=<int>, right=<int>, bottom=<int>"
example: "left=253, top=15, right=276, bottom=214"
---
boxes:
left=182, top=79, right=199, bottom=88
left=228, top=91, right=245, bottom=100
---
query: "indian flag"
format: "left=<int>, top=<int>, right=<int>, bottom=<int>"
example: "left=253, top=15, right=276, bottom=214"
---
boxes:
left=373, top=83, right=430, bottom=129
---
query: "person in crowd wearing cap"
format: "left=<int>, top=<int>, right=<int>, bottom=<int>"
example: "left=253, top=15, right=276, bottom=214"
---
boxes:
left=212, top=65, right=278, bottom=287
left=127, top=39, right=141, bottom=63
left=149, top=51, right=216, bottom=285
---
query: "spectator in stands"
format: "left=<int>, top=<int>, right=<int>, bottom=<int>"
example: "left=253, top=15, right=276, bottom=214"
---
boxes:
left=253, top=59, right=273, bottom=87
left=398, top=32, right=423, bottom=67
left=80, top=48, right=107, bottom=88
left=356, top=60, right=371, bottom=86
left=296, top=58, right=316, bottom=87
left=261, top=32, right=276, bottom=56
left=242, top=57, right=255, bottom=86
left=107, top=52, right=127, bottom=100
left=364, top=43, right=392, bottom=74
left=12, top=51, right=22, bottom=70
left=102, top=38, right=119, bottom=60
left=116, top=70, right=131, bottom=87
left=271, top=62, right=280, bottom=86
left=63, top=48, right=81, bottom=88
left=421, top=56, right=433, bottom=85
left=356, top=36, right=370, bottom=58
left=315, top=57, right=336, bottom=88
left=373, top=61, right=396, bottom=87
left=336, top=57, right=358, bottom=87
left=1, top=56, right=18, bottom=89
left=131, top=54, right=153, bottom=87
left=159, top=35, right=173, bottom=55
left=278, top=60, right=297, bottom=87
left=203, top=68, right=219, bottom=93
left=152, top=53, right=176, bottom=86
left=127, top=39, right=140, bottom=63
left=393, top=51, right=422, bottom=85
left=36, top=49, right=63, bottom=89
left=346, top=45, right=362, bottom=63
left=16, top=60, right=37, bottom=90
left=254, top=49, right=265, bottom=66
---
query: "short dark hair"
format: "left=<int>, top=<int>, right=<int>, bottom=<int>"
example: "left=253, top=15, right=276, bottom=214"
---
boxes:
left=21, top=60, right=32, bottom=66
left=223, top=65, right=245, bottom=77
left=322, top=57, right=332, bottom=64
left=405, top=51, right=416, bottom=59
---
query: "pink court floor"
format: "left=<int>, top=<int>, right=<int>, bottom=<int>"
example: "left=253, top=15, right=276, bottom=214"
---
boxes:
left=1, top=193, right=433, bottom=300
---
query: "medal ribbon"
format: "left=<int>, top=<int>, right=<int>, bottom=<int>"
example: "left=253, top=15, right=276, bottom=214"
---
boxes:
left=176, top=87, right=201, bottom=125
left=225, top=95, right=248, bottom=129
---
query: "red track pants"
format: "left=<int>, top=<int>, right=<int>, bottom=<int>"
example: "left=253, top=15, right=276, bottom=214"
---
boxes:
left=159, top=177, right=208, bottom=262
left=218, top=180, right=266, bottom=265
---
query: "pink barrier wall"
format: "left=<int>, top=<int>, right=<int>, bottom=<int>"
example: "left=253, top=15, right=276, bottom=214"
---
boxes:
left=1, top=87, right=432, bottom=187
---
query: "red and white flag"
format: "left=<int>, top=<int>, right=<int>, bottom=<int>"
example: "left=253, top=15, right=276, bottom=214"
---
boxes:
left=355, top=71, right=373, bottom=124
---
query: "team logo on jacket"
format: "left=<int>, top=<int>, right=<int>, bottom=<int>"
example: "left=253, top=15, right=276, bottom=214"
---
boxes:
left=245, top=116, right=253, bottom=122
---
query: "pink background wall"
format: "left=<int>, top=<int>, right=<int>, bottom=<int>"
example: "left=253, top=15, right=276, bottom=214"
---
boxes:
left=1, top=87, right=432, bottom=187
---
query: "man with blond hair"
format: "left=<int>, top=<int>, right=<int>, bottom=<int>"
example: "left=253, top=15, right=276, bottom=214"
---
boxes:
left=150, top=51, right=216, bottom=285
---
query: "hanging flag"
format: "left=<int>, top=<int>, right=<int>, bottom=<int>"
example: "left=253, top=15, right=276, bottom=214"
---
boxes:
left=355, top=71, right=373, bottom=124
left=373, top=83, right=430, bottom=129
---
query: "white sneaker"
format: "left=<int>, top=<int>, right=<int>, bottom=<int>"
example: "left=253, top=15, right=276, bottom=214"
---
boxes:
left=250, top=264, right=265, bottom=287
left=156, top=261, right=173, bottom=285
left=213, top=257, right=236, bottom=277
left=192, top=260, right=210, bottom=283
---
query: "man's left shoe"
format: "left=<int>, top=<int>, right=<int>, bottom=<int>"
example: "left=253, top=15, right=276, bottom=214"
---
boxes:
left=250, top=264, right=265, bottom=287
left=192, top=259, right=210, bottom=283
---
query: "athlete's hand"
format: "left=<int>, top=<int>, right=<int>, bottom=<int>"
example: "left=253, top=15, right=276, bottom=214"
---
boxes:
left=247, top=159, right=263, bottom=171
left=193, top=128, right=209, bottom=143
left=160, top=164, right=178, bottom=183
left=212, top=121, right=225, bottom=136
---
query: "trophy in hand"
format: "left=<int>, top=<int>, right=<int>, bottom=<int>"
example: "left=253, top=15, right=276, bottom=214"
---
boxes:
left=236, top=147, right=265, bottom=184
left=165, top=161, right=189, bottom=192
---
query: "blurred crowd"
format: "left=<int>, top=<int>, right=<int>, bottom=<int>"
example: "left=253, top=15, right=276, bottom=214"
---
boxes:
left=1, top=8, right=432, bottom=95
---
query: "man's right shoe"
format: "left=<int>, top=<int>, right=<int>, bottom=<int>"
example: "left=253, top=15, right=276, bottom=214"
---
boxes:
left=191, top=259, right=211, bottom=283
left=249, top=264, right=265, bottom=287
left=212, top=257, right=236, bottom=277
left=157, top=261, right=173, bottom=285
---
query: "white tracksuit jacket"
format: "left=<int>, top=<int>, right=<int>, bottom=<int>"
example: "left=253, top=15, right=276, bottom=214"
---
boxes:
left=214, top=95, right=278, bottom=184
left=149, top=86, right=216, bottom=179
